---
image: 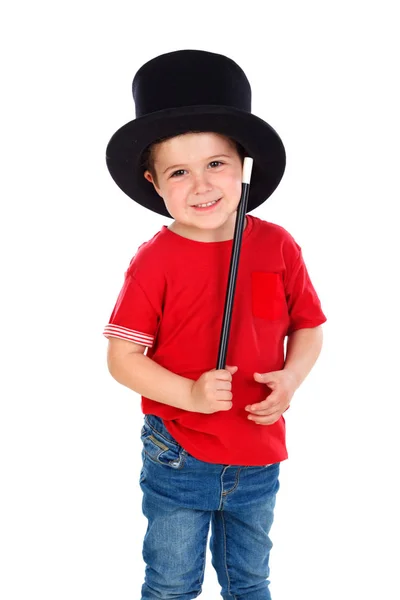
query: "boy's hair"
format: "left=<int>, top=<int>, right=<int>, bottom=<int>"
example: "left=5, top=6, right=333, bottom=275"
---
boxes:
left=141, top=131, right=246, bottom=187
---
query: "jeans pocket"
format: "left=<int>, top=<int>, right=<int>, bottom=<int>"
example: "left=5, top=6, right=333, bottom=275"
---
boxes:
left=141, top=421, right=186, bottom=469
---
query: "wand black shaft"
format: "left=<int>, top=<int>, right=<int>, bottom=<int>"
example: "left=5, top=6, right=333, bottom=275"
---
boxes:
left=217, top=158, right=253, bottom=369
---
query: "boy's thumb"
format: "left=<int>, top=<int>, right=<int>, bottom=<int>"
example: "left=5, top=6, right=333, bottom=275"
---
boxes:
left=226, top=365, right=238, bottom=373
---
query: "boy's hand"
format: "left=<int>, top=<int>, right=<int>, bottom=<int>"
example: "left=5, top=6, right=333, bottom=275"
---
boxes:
left=246, top=370, right=298, bottom=425
left=189, top=366, right=238, bottom=414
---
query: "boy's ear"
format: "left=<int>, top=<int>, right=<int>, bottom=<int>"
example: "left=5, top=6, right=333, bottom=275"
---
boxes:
left=143, top=170, right=153, bottom=184
left=144, top=170, right=163, bottom=197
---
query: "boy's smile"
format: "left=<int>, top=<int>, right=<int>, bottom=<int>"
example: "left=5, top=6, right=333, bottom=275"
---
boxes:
left=144, top=132, right=245, bottom=242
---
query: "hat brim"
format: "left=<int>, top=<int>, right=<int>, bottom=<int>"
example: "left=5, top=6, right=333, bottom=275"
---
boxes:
left=106, top=105, right=286, bottom=218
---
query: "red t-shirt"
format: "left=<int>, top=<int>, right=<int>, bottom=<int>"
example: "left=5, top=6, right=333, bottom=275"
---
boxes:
left=103, top=215, right=327, bottom=465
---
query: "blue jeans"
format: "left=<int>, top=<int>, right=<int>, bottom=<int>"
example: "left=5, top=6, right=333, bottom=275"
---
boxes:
left=139, top=414, right=281, bottom=599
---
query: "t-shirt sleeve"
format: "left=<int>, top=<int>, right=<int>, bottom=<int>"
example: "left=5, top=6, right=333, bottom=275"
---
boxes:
left=103, top=256, right=163, bottom=347
left=285, top=249, right=327, bottom=335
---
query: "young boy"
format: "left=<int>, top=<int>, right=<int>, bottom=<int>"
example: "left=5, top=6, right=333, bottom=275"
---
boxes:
left=103, top=50, right=327, bottom=600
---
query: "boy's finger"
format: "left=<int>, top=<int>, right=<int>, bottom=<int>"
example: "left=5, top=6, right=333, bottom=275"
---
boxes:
left=246, top=394, right=278, bottom=412
left=248, top=408, right=275, bottom=417
left=250, top=412, right=280, bottom=424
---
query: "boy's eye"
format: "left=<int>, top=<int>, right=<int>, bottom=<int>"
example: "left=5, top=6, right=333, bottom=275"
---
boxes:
left=170, top=161, right=224, bottom=178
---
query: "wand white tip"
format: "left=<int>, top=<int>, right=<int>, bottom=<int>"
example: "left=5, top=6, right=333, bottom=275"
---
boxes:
left=242, top=157, right=254, bottom=184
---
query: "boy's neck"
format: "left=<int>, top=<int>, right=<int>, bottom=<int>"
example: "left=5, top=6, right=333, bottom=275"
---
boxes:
left=168, top=214, right=248, bottom=243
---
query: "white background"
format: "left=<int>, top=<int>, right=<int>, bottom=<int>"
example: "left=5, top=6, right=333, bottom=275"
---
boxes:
left=1, top=1, right=399, bottom=598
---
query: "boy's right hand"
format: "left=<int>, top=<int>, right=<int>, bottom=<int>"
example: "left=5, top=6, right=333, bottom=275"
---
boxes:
left=188, top=365, right=238, bottom=414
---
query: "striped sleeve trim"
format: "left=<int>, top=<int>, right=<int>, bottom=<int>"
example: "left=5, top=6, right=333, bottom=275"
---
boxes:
left=103, top=324, right=154, bottom=347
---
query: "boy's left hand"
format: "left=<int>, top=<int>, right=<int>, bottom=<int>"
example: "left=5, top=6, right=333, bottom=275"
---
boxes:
left=245, top=370, right=298, bottom=425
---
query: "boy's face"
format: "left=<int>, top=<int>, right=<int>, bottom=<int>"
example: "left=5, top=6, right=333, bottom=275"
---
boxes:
left=144, top=132, right=244, bottom=241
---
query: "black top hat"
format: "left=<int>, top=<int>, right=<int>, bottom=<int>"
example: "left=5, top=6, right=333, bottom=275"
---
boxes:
left=106, top=49, right=286, bottom=218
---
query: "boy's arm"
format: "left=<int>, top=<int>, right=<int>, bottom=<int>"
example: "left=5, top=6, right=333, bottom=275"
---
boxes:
left=248, top=326, right=324, bottom=424
left=107, top=338, right=194, bottom=410
left=283, top=326, right=324, bottom=389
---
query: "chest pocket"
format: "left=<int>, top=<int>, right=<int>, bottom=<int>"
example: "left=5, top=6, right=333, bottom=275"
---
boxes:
left=251, top=272, right=286, bottom=320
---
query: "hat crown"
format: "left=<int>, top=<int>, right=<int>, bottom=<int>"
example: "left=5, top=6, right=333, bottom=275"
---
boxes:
left=132, top=50, right=252, bottom=118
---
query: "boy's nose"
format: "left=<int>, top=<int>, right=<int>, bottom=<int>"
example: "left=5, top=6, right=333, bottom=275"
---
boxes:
left=192, top=173, right=212, bottom=195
